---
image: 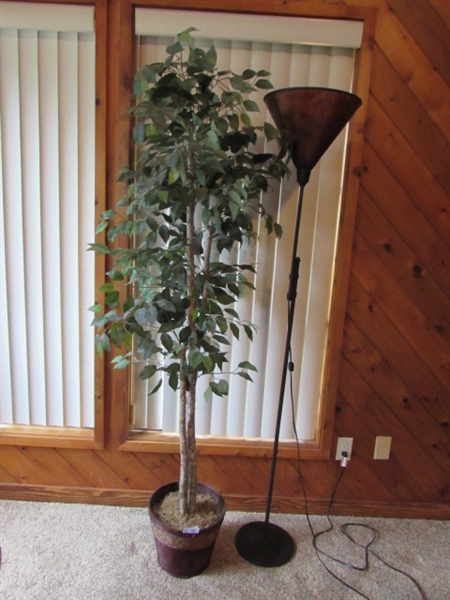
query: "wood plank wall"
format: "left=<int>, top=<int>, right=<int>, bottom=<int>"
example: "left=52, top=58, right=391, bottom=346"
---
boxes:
left=1, top=0, right=449, bottom=519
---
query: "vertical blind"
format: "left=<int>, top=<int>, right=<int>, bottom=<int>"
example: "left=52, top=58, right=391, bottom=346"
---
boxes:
left=131, top=11, right=361, bottom=442
left=0, top=3, right=96, bottom=428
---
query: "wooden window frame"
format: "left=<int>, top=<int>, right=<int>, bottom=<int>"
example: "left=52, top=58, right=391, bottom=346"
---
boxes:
left=108, top=0, right=376, bottom=459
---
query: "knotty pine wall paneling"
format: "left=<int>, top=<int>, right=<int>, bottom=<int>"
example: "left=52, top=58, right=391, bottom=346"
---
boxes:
left=1, top=0, right=449, bottom=519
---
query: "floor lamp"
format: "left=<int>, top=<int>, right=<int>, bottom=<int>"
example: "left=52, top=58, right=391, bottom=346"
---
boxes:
left=235, top=87, right=362, bottom=568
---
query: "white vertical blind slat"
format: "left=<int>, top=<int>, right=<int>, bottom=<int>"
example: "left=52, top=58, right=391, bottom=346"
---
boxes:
left=0, top=108, right=13, bottom=423
left=78, top=32, right=96, bottom=428
left=20, top=30, right=47, bottom=425
left=39, top=30, right=64, bottom=426
left=59, top=32, right=82, bottom=427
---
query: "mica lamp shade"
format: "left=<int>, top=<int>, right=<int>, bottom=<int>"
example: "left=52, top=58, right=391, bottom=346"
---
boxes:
left=264, top=87, right=362, bottom=185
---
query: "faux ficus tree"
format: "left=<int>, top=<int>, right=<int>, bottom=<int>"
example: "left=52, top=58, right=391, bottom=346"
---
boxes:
left=90, top=29, right=290, bottom=518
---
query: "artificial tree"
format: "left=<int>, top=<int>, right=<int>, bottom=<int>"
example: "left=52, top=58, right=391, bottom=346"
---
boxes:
left=90, top=29, right=290, bottom=520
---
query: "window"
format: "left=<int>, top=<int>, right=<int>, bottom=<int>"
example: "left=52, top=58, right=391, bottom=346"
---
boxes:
left=0, top=2, right=96, bottom=428
left=129, top=9, right=363, bottom=443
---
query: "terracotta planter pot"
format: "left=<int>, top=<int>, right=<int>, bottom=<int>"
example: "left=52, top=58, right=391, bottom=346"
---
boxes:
left=148, top=481, right=226, bottom=578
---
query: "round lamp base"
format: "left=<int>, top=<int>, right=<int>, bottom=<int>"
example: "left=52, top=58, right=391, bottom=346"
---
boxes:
left=235, top=521, right=296, bottom=567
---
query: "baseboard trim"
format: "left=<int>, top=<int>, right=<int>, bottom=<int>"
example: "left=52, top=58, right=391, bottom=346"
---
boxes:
left=1, top=483, right=449, bottom=519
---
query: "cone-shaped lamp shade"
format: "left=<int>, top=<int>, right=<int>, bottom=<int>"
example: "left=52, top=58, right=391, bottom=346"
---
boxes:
left=264, top=87, right=362, bottom=185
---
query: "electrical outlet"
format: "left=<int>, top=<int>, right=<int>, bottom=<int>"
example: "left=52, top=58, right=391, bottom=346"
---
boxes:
left=374, top=436, right=392, bottom=460
left=335, top=437, right=353, bottom=460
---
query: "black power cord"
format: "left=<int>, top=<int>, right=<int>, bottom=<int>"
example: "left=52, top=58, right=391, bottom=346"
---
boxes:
left=287, top=350, right=428, bottom=600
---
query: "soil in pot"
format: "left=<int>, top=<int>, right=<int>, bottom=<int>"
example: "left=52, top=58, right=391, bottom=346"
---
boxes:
left=153, top=490, right=223, bottom=531
left=149, top=481, right=226, bottom=578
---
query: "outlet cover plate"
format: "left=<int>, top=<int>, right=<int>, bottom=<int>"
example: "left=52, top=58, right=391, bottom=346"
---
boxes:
left=336, top=437, right=353, bottom=460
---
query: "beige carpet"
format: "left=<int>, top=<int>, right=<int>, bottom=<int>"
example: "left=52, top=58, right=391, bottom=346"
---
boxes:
left=0, top=500, right=448, bottom=599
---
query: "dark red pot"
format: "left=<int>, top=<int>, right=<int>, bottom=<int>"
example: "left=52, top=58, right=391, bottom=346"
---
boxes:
left=148, top=481, right=226, bottom=578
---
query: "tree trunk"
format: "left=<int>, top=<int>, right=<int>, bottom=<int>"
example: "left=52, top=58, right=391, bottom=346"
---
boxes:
left=184, top=197, right=197, bottom=516
left=186, top=372, right=197, bottom=513
left=179, top=364, right=188, bottom=516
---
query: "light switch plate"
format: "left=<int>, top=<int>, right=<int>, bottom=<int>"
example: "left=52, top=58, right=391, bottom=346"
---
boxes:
left=374, top=436, right=392, bottom=460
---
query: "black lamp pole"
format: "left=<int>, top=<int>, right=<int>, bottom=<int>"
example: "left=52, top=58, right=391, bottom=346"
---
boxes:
left=235, top=87, right=362, bottom=568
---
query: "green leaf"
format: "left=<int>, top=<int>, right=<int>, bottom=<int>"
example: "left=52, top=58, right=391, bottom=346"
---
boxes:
left=204, top=386, right=213, bottom=402
left=237, top=371, right=253, bottom=382
left=113, top=358, right=131, bottom=369
left=105, top=291, right=119, bottom=306
left=230, top=76, right=252, bottom=93
left=99, top=332, right=110, bottom=353
left=213, top=334, right=230, bottom=346
left=230, top=322, right=239, bottom=340
left=148, top=378, right=163, bottom=395
left=107, top=270, right=124, bottom=281
left=228, top=189, right=241, bottom=203
left=189, top=349, right=204, bottom=370
left=243, top=324, right=253, bottom=341
left=206, top=130, right=220, bottom=148
left=227, top=113, right=239, bottom=131
left=166, top=40, right=184, bottom=55
left=91, top=315, right=106, bottom=328
left=133, top=122, right=145, bottom=145
left=206, top=44, right=217, bottom=69
left=243, top=99, right=260, bottom=112
left=228, top=283, right=240, bottom=298
left=240, top=113, right=251, bottom=127
left=241, top=68, right=256, bottom=80
left=202, top=207, right=212, bottom=226
left=178, top=28, right=196, bottom=43
left=156, top=299, right=176, bottom=312
left=274, top=222, right=283, bottom=238
left=210, top=379, right=229, bottom=397
left=238, top=361, right=258, bottom=371
left=95, top=220, right=108, bottom=234
left=99, top=282, right=115, bottom=293
left=158, top=190, right=169, bottom=203
left=123, top=296, right=135, bottom=313
left=224, top=308, right=240, bottom=319
left=160, top=333, right=173, bottom=352
left=216, top=292, right=236, bottom=305
left=168, top=168, right=179, bottom=185
left=135, top=306, right=157, bottom=327
left=168, top=371, right=179, bottom=391
left=203, top=355, right=214, bottom=373
left=255, top=79, right=274, bottom=89
left=139, top=364, right=157, bottom=380
left=229, top=198, right=240, bottom=221
left=87, top=243, right=110, bottom=255
left=264, top=121, right=279, bottom=142
left=144, top=123, right=157, bottom=139
left=88, top=304, right=103, bottom=313
left=104, top=310, right=120, bottom=322
left=101, top=209, right=116, bottom=220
